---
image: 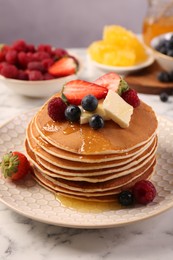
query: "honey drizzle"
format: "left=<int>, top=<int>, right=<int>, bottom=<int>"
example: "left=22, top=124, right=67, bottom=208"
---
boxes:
left=55, top=194, right=121, bottom=213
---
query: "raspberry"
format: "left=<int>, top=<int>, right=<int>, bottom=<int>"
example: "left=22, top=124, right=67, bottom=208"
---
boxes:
left=18, top=70, right=28, bottom=80
left=27, top=61, right=45, bottom=72
left=0, top=63, right=18, bottom=79
left=48, top=97, right=67, bottom=121
left=18, top=52, right=28, bottom=68
left=26, top=44, right=36, bottom=53
left=41, top=58, right=54, bottom=70
left=12, top=39, right=27, bottom=52
left=37, top=44, right=52, bottom=54
left=5, top=50, right=18, bottom=64
left=121, top=88, right=140, bottom=108
left=0, top=51, right=5, bottom=62
left=53, top=48, right=68, bottom=59
left=27, top=70, right=43, bottom=80
left=132, top=180, right=156, bottom=205
left=44, top=73, right=55, bottom=80
left=33, top=51, right=50, bottom=61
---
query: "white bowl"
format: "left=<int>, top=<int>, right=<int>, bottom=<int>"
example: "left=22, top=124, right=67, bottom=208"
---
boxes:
left=150, top=32, right=173, bottom=71
left=0, top=54, right=83, bottom=98
left=88, top=47, right=154, bottom=76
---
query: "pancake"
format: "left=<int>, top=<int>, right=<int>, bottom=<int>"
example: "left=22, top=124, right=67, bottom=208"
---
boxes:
left=31, top=159, right=156, bottom=201
left=25, top=91, right=158, bottom=202
left=30, top=117, right=155, bottom=162
left=34, top=96, right=158, bottom=155
left=25, top=137, right=157, bottom=180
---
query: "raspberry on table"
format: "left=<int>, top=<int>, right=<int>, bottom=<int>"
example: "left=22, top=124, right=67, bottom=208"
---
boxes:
left=121, top=88, right=140, bottom=108
left=48, top=97, right=67, bottom=121
left=132, top=180, right=156, bottom=205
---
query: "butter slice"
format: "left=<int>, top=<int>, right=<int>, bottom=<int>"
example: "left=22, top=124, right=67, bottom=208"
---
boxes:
left=80, top=102, right=110, bottom=124
left=103, top=90, right=133, bottom=128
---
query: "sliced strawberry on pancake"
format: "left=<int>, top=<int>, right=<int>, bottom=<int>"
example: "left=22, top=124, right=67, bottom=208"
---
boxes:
left=94, top=72, right=120, bottom=92
left=62, top=79, right=108, bottom=105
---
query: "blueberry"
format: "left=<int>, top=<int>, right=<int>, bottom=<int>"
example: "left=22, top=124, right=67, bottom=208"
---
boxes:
left=160, top=92, right=169, bottom=102
left=157, top=71, right=171, bottom=82
left=118, top=190, right=134, bottom=206
left=89, top=114, right=104, bottom=130
left=81, top=95, right=98, bottom=112
left=65, top=105, right=81, bottom=122
left=167, top=49, right=173, bottom=57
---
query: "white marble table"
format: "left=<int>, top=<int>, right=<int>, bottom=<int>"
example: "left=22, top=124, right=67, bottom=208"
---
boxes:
left=0, top=49, right=173, bottom=260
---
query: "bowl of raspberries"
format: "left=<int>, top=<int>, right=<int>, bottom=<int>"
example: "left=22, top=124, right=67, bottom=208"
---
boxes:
left=150, top=32, right=173, bottom=72
left=0, top=39, right=82, bottom=97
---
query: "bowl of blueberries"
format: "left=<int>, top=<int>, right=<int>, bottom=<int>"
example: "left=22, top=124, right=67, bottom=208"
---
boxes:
left=0, top=40, right=82, bottom=98
left=150, top=32, right=173, bottom=82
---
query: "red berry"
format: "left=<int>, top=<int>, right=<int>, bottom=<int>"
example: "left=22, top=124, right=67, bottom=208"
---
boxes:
left=0, top=151, right=30, bottom=181
left=44, top=73, right=55, bottom=80
left=41, top=58, right=54, bottom=70
left=18, top=70, right=28, bottom=80
left=12, top=39, right=27, bottom=52
left=0, top=51, right=5, bottom=62
left=48, top=97, right=67, bottom=121
left=0, top=63, right=19, bottom=79
left=33, top=51, right=50, bottom=61
left=18, top=52, right=31, bottom=68
left=121, top=88, right=140, bottom=108
left=27, top=61, right=45, bottom=72
left=26, top=44, right=36, bottom=52
left=132, top=180, right=156, bottom=205
left=37, top=44, right=52, bottom=54
left=53, top=48, right=68, bottom=59
left=27, top=70, right=43, bottom=80
left=5, top=50, right=18, bottom=64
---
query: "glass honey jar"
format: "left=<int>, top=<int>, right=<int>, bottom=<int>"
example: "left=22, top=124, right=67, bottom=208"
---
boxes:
left=142, top=0, right=173, bottom=45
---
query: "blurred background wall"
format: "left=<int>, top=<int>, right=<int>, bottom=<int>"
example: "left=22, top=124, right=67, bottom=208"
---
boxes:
left=0, top=0, right=147, bottom=47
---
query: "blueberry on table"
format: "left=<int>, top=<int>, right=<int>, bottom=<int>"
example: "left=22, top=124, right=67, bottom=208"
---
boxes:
left=81, top=94, right=98, bottom=112
left=65, top=105, right=81, bottom=122
left=157, top=71, right=171, bottom=83
left=160, top=92, right=169, bottom=102
left=89, top=114, right=104, bottom=130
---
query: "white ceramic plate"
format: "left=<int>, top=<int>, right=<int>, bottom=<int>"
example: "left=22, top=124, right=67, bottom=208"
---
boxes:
left=0, top=110, right=173, bottom=228
left=88, top=48, right=154, bottom=75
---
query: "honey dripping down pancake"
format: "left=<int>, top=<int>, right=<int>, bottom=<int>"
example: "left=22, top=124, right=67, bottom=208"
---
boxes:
left=25, top=74, right=158, bottom=204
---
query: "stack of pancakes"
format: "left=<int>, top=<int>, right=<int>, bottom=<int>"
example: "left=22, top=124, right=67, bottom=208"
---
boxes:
left=25, top=94, right=158, bottom=202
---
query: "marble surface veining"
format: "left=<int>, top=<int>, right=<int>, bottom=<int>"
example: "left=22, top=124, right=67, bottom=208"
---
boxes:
left=0, top=49, right=173, bottom=260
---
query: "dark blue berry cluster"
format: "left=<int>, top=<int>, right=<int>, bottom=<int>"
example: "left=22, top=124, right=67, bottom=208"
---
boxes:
left=155, top=35, right=173, bottom=57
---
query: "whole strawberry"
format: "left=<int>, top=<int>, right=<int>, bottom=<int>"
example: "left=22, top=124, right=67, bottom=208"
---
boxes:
left=0, top=151, right=30, bottom=181
left=121, top=88, right=140, bottom=108
left=48, top=97, right=67, bottom=121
